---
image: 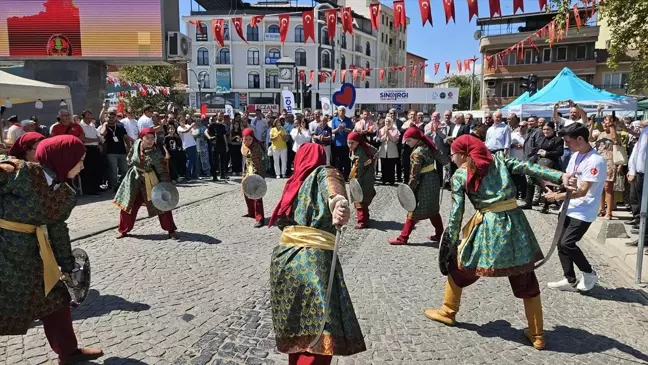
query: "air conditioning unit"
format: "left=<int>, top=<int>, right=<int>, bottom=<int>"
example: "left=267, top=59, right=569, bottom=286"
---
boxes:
left=486, top=81, right=497, bottom=88
left=167, top=31, right=192, bottom=62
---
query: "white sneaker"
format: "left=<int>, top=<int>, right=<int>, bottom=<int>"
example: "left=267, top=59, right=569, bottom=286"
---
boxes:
left=547, top=278, right=578, bottom=292
left=276, top=175, right=281, bottom=179
left=577, top=270, right=598, bottom=292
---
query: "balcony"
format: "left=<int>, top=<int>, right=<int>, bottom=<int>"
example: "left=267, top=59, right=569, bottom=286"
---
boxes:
left=483, top=60, right=596, bottom=78
left=480, top=26, right=600, bottom=52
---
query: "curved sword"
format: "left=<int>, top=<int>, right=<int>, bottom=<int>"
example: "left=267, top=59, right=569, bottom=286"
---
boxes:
left=534, top=188, right=573, bottom=269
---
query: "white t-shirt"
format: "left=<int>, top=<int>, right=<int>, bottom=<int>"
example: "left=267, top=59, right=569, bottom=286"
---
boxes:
left=79, top=121, right=99, bottom=146
left=137, top=115, right=154, bottom=131
left=6, top=125, right=25, bottom=145
left=177, top=125, right=197, bottom=149
left=251, top=118, right=267, bottom=142
left=121, top=118, right=139, bottom=140
left=290, top=128, right=311, bottom=152
left=564, top=149, right=607, bottom=222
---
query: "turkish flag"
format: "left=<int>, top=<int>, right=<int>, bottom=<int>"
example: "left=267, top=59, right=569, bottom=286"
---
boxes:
left=393, top=0, right=406, bottom=29
left=353, top=69, right=359, bottom=81
left=341, top=69, right=348, bottom=81
left=279, top=14, right=290, bottom=43
left=443, top=0, right=456, bottom=24
left=517, top=42, right=524, bottom=61
left=573, top=5, right=582, bottom=29
left=190, top=20, right=205, bottom=35
left=467, top=0, right=478, bottom=22
left=232, top=17, right=248, bottom=44
left=418, top=0, right=432, bottom=26
left=464, top=59, right=472, bottom=71
left=331, top=70, right=336, bottom=82
left=342, top=7, right=354, bottom=35
left=251, top=15, right=264, bottom=27
left=362, top=69, right=367, bottom=81
left=320, top=72, right=326, bottom=83
left=369, top=3, right=380, bottom=30
left=118, top=102, right=124, bottom=114
left=325, top=9, right=337, bottom=40
left=411, top=65, right=417, bottom=80
left=549, top=21, right=555, bottom=46
left=456, top=60, right=462, bottom=73
left=445, top=62, right=451, bottom=74
left=538, top=0, right=547, bottom=11
left=302, top=11, right=315, bottom=42
left=513, top=0, right=524, bottom=14
left=434, top=63, right=440, bottom=75
left=379, top=68, right=385, bottom=81
left=200, top=104, right=207, bottom=116
left=212, top=19, right=225, bottom=47
left=299, top=70, right=305, bottom=81
left=309, top=70, right=315, bottom=84
left=486, top=56, right=493, bottom=70
left=565, top=10, right=570, bottom=35
left=528, top=38, right=539, bottom=52
left=489, top=0, right=501, bottom=18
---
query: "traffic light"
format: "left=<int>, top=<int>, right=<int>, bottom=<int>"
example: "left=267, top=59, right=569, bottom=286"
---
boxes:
left=520, top=74, right=538, bottom=95
left=304, top=83, right=312, bottom=96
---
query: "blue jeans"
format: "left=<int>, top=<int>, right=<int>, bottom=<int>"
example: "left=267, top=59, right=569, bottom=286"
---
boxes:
left=185, top=145, right=199, bottom=179
left=561, top=147, right=572, bottom=172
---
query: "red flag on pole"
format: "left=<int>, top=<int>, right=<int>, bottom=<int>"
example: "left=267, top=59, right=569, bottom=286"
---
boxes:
left=325, top=9, right=337, bottom=40
left=411, top=65, right=417, bottom=79
left=309, top=70, right=315, bottom=84
left=393, top=0, right=406, bottom=29
left=190, top=20, right=205, bottom=35
left=200, top=104, right=207, bottom=116
left=573, top=5, right=582, bottom=29
left=352, top=69, right=359, bottom=81
left=538, top=0, right=547, bottom=11
left=467, top=0, right=479, bottom=22
left=362, top=69, right=367, bottom=81
left=464, top=59, right=471, bottom=71
left=212, top=19, right=225, bottom=47
left=319, top=72, right=326, bottom=83
left=456, top=60, right=462, bottom=73
left=486, top=56, right=493, bottom=70
left=445, top=62, right=451, bottom=74
left=331, top=70, right=336, bottom=82
left=302, top=11, right=315, bottom=42
left=379, top=68, right=385, bottom=81
left=418, top=0, right=433, bottom=26
left=341, top=69, right=348, bottom=81
left=528, top=38, right=539, bottom=52
left=489, top=0, right=501, bottom=18
left=232, top=18, right=248, bottom=44
left=369, top=3, right=380, bottom=30
left=299, top=70, right=305, bottom=81
left=443, top=0, right=456, bottom=24
left=513, top=0, right=524, bottom=14
left=278, top=14, right=290, bottom=43
left=341, top=7, right=354, bottom=35
left=434, top=63, right=440, bottom=75
left=251, top=15, right=264, bottom=27
left=565, top=10, right=570, bottom=35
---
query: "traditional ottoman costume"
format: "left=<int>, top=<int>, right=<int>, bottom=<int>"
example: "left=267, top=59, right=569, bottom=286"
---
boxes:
left=348, top=131, right=377, bottom=229
left=242, top=128, right=266, bottom=227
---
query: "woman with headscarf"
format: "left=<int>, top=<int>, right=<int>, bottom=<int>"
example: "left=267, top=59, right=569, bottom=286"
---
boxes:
left=423, top=135, right=571, bottom=351
left=347, top=131, right=377, bottom=229
left=389, top=127, right=450, bottom=245
left=269, top=143, right=366, bottom=365
left=242, top=128, right=266, bottom=228
left=0, top=135, right=103, bottom=363
left=7, top=131, right=44, bottom=162
left=114, top=128, right=178, bottom=239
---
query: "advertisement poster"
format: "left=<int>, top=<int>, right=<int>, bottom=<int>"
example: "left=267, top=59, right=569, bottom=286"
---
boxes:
left=281, top=89, right=295, bottom=115
left=214, top=70, right=231, bottom=94
left=0, top=0, right=163, bottom=60
left=354, top=88, right=460, bottom=105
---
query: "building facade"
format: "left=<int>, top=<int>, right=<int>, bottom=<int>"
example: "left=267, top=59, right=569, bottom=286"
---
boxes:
left=184, top=0, right=378, bottom=114
left=405, top=52, right=427, bottom=112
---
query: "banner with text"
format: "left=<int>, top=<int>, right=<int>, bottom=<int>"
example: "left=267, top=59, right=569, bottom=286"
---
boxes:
left=281, top=89, right=296, bottom=115
left=354, top=88, right=459, bottom=105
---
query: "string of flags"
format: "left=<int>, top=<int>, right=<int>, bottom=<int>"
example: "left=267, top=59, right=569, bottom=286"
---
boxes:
left=106, top=76, right=171, bottom=97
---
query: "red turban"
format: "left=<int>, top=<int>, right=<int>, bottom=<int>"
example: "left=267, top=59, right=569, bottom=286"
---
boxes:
left=139, top=127, right=156, bottom=138
left=403, top=126, right=437, bottom=152
left=35, top=135, right=86, bottom=182
left=269, top=143, right=327, bottom=227
left=8, top=132, right=44, bottom=161
left=451, top=134, right=493, bottom=193
left=348, top=131, right=375, bottom=158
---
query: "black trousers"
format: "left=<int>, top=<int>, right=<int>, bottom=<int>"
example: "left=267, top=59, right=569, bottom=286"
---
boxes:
left=286, top=141, right=295, bottom=176
left=230, top=145, right=242, bottom=174
left=395, top=144, right=403, bottom=182
left=169, top=151, right=186, bottom=181
left=334, top=145, right=351, bottom=180
left=380, top=158, right=397, bottom=184
left=80, top=145, right=103, bottom=194
left=212, top=149, right=228, bottom=178
left=401, top=145, right=411, bottom=183
left=557, top=216, right=594, bottom=283
left=512, top=174, right=527, bottom=199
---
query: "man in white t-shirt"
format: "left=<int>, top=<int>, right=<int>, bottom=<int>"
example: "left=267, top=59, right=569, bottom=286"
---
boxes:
left=544, top=123, right=605, bottom=292
left=120, top=109, right=139, bottom=142
left=137, top=105, right=155, bottom=132
left=250, top=109, right=267, bottom=143
left=553, top=100, right=587, bottom=171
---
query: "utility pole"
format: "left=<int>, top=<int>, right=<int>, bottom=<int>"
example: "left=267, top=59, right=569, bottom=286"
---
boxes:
left=469, top=55, right=476, bottom=110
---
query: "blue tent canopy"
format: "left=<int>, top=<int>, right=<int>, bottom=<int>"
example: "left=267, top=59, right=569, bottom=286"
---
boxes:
left=503, top=91, right=530, bottom=109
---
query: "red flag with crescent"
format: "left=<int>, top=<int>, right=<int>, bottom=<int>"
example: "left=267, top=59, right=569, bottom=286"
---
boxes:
left=393, top=0, right=406, bottom=29
left=342, top=7, right=354, bottom=35
left=232, top=17, right=248, bottom=44
left=565, top=10, right=570, bottom=35
left=418, top=0, right=432, bottom=26
left=443, top=0, right=456, bottom=24
left=299, top=70, right=305, bottom=81
left=538, top=0, right=547, bottom=11
left=486, top=56, right=493, bottom=70
left=251, top=15, right=264, bottom=27
left=434, top=63, right=440, bottom=75
left=379, top=68, right=385, bottom=81
left=302, top=11, right=315, bottom=43
left=513, top=0, right=524, bottom=14
left=528, top=37, right=539, bottom=52
left=445, top=62, right=451, bottom=74
left=212, top=19, right=225, bottom=47
left=489, top=0, right=501, bottom=18
left=411, top=65, right=417, bottom=80
left=325, top=9, right=337, bottom=40
left=369, top=3, right=380, bottom=30
left=456, top=60, right=462, bottom=73
left=352, top=69, right=359, bottom=81
left=190, top=20, right=205, bottom=35
left=278, top=14, right=290, bottom=43
left=331, top=70, right=336, bottom=82
left=573, top=5, right=582, bottom=29
left=320, top=72, right=326, bottom=83
left=467, top=0, right=479, bottom=22
left=341, top=69, right=348, bottom=81
left=361, top=69, right=367, bottom=81
left=464, top=59, right=472, bottom=71
left=309, top=70, right=315, bottom=84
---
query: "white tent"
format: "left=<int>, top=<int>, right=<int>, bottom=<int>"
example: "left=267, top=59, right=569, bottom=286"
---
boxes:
left=0, top=70, right=73, bottom=110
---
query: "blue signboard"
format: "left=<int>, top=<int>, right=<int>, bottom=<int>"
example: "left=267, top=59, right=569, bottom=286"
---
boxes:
left=215, top=70, right=231, bottom=94
left=265, top=56, right=280, bottom=64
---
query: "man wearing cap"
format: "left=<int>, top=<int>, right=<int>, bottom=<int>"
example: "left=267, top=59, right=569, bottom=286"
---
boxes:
left=4, top=115, right=24, bottom=146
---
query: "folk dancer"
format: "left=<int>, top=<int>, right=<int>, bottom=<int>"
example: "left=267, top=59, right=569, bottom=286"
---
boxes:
left=423, top=135, right=572, bottom=350
left=0, top=135, right=103, bottom=364
left=389, top=127, right=450, bottom=245
left=268, top=143, right=366, bottom=365
left=114, top=128, right=178, bottom=239
left=7, top=131, right=45, bottom=162
left=347, top=131, right=377, bottom=229
left=242, top=127, right=266, bottom=228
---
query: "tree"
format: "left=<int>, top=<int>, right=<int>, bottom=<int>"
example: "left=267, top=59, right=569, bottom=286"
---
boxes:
left=118, top=65, right=186, bottom=113
left=446, top=74, right=480, bottom=110
left=550, top=0, right=648, bottom=93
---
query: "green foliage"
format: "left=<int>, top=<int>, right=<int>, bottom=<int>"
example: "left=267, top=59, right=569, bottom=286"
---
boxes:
left=118, top=65, right=186, bottom=113
left=446, top=75, right=480, bottom=110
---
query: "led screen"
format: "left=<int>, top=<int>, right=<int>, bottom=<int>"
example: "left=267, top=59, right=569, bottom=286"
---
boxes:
left=0, top=0, right=164, bottom=60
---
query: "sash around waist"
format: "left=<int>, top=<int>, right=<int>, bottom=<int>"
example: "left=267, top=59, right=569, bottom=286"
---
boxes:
left=280, top=225, right=336, bottom=251
left=458, top=199, right=520, bottom=255
left=420, top=164, right=435, bottom=173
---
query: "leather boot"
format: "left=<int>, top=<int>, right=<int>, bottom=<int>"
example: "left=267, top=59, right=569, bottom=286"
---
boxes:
left=59, top=347, right=104, bottom=364
left=423, top=276, right=462, bottom=325
left=428, top=214, right=444, bottom=241
left=523, top=295, right=545, bottom=350
left=389, top=218, right=416, bottom=245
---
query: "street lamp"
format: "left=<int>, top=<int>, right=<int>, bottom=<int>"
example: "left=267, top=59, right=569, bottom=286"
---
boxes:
left=189, top=69, right=205, bottom=110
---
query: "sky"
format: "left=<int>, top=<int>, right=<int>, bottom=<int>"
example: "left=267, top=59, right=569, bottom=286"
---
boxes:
left=179, top=0, right=553, bottom=82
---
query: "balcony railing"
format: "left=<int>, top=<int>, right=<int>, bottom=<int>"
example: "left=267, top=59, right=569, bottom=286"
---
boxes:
left=481, top=19, right=598, bottom=37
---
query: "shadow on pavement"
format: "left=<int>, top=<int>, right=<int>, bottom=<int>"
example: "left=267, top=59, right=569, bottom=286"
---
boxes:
left=102, top=357, right=150, bottom=364
left=404, top=241, right=440, bottom=248
left=177, top=232, right=222, bottom=245
left=456, top=320, right=648, bottom=362
left=369, top=219, right=409, bottom=232
left=581, top=286, right=648, bottom=305
left=71, top=290, right=151, bottom=321
left=76, top=191, right=114, bottom=206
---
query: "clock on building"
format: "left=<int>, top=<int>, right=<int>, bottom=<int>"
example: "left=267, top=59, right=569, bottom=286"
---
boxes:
left=280, top=68, right=292, bottom=80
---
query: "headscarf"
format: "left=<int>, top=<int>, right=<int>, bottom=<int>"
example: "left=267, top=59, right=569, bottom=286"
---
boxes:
left=242, top=128, right=261, bottom=155
left=403, top=126, right=437, bottom=152
left=35, top=135, right=86, bottom=182
left=269, top=143, right=327, bottom=227
left=139, top=127, right=156, bottom=138
left=8, top=132, right=44, bottom=160
left=347, top=131, right=375, bottom=158
left=242, top=127, right=257, bottom=142
left=451, top=135, right=493, bottom=193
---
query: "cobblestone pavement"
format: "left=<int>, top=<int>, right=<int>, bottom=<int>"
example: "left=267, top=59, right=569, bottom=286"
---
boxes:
left=2, top=180, right=648, bottom=365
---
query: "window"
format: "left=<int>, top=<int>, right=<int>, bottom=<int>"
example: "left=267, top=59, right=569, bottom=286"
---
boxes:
left=321, top=27, right=329, bottom=46
left=542, top=48, right=551, bottom=63
left=321, top=50, right=331, bottom=69
left=266, top=71, right=279, bottom=89
left=195, top=22, right=208, bottom=41
left=365, top=41, right=371, bottom=56
left=524, top=49, right=533, bottom=64
left=389, top=38, right=393, bottom=46
left=341, top=54, right=346, bottom=69
left=341, top=34, right=347, bottom=49
left=268, top=48, right=281, bottom=59
left=381, top=14, right=385, bottom=25
left=197, top=47, right=209, bottom=65
left=294, top=25, right=304, bottom=42
left=268, top=24, right=280, bottom=34
left=603, top=72, right=629, bottom=88
left=556, top=46, right=567, bottom=61
left=501, top=81, right=516, bottom=98
left=223, top=24, right=230, bottom=41
left=507, top=52, right=516, bottom=66
left=365, top=61, right=371, bottom=76
left=217, top=48, right=230, bottom=64
left=576, top=45, right=587, bottom=60
left=247, top=48, right=260, bottom=65
left=542, top=79, right=551, bottom=88
left=248, top=72, right=260, bottom=89
left=198, top=71, right=210, bottom=88
left=247, top=24, right=259, bottom=41
left=295, top=49, right=307, bottom=67
left=389, top=21, right=393, bottom=28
